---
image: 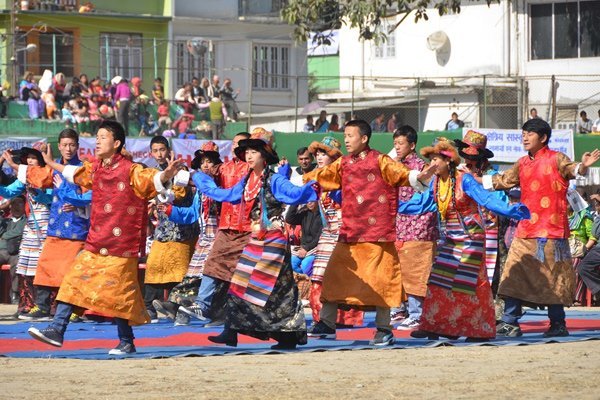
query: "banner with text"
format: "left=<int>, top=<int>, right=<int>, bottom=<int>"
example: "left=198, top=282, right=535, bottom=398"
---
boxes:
left=462, top=128, right=574, bottom=163
left=78, top=138, right=154, bottom=165
left=1, top=137, right=48, bottom=175
left=171, top=139, right=233, bottom=166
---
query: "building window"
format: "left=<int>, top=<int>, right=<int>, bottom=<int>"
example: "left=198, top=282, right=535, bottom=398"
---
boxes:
left=239, top=0, right=287, bottom=17
left=100, top=33, right=143, bottom=80
left=16, top=31, right=75, bottom=78
left=373, top=34, right=396, bottom=59
left=174, top=40, right=215, bottom=89
left=530, top=1, right=600, bottom=60
left=252, top=44, right=290, bottom=90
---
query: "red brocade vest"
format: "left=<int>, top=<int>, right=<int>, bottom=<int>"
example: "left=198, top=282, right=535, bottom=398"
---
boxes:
left=217, top=159, right=253, bottom=232
left=84, top=154, right=147, bottom=258
left=515, top=147, right=569, bottom=239
left=339, top=149, right=398, bottom=243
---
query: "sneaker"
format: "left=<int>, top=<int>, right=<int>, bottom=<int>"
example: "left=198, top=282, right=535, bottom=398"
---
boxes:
left=395, top=317, right=420, bottom=331
left=543, top=322, right=569, bottom=338
left=496, top=321, right=523, bottom=337
left=178, top=304, right=207, bottom=321
left=147, top=309, right=159, bottom=324
left=174, top=311, right=190, bottom=326
left=28, top=326, right=64, bottom=347
left=108, top=341, right=137, bottom=355
left=307, top=321, right=336, bottom=339
left=370, top=329, right=395, bottom=346
left=18, top=306, right=51, bottom=321
left=390, top=309, right=408, bottom=323
left=69, top=313, right=83, bottom=323
left=152, top=300, right=178, bottom=321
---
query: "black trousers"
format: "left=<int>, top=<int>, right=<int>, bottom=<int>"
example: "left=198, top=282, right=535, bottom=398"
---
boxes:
left=144, top=282, right=177, bottom=311
left=577, top=246, right=600, bottom=296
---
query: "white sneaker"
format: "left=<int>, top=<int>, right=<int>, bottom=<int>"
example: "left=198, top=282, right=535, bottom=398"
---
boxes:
left=395, top=317, right=420, bottom=331
left=238, top=111, right=246, bottom=116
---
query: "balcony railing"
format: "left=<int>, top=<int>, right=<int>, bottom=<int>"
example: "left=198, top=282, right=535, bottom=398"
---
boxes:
left=238, top=0, right=287, bottom=18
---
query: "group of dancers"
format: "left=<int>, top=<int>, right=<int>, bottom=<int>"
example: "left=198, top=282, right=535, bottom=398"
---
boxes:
left=2, top=117, right=599, bottom=355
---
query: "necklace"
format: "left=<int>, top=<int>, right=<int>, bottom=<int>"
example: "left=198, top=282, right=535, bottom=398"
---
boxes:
left=244, top=171, right=263, bottom=201
left=437, top=176, right=451, bottom=202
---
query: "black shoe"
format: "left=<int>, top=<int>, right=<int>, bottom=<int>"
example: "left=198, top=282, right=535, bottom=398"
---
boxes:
left=178, top=304, right=208, bottom=321
left=370, top=329, right=394, bottom=346
left=152, top=300, right=179, bottom=321
left=174, top=311, right=190, bottom=326
left=28, top=326, right=64, bottom=347
left=410, top=330, right=440, bottom=340
left=543, top=322, right=569, bottom=338
left=208, top=329, right=238, bottom=347
left=108, top=340, right=137, bottom=355
left=18, top=306, right=51, bottom=321
left=307, top=321, right=336, bottom=339
left=496, top=321, right=523, bottom=337
left=271, top=337, right=298, bottom=350
left=465, top=337, right=490, bottom=343
left=147, top=309, right=159, bottom=324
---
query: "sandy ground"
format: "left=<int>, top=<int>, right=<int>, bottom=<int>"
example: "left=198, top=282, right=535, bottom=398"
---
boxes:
left=1, top=304, right=599, bottom=400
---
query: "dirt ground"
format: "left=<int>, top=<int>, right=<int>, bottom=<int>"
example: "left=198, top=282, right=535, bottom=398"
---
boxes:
left=1, top=304, right=599, bottom=400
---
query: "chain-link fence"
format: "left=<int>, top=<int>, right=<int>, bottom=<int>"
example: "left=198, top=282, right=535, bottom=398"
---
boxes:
left=255, top=74, right=600, bottom=133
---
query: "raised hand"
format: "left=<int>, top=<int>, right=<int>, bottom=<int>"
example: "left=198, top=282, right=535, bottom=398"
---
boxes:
left=42, top=144, right=54, bottom=166
left=2, top=149, right=18, bottom=171
left=416, top=164, right=436, bottom=184
left=53, top=174, right=64, bottom=188
left=582, top=149, right=600, bottom=168
left=162, top=153, right=185, bottom=181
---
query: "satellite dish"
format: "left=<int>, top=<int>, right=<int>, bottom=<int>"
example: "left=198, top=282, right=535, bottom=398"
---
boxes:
left=426, top=31, right=451, bottom=66
left=187, top=38, right=208, bottom=57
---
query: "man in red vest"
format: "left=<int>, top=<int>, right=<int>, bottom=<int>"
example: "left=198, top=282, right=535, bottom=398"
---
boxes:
left=481, top=119, right=600, bottom=338
left=304, top=119, right=432, bottom=346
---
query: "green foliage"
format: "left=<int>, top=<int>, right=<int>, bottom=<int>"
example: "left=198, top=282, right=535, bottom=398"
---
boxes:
left=281, top=0, right=498, bottom=44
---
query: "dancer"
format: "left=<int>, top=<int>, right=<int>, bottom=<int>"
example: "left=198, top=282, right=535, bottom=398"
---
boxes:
left=28, top=120, right=184, bottom=355
left=408, top=138, right=529, bottom=341
left=392, top=126, right=438, bottom=330
left=305, top=120, right=432, bottom=346
left=482, top=119, right=600, bottom=337
left=144, top=136, right=199, bottom=322
left=193, top=128, right=317, bottom=349
left=5, top=129, right=92, bottom=321
left=0, top=145, right=52, bottom=315
left=178, top=132, right=251, bottom=326
left=153, top=142, right=222, bottom=325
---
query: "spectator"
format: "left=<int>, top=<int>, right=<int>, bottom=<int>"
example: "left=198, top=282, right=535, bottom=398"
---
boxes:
left=303, top=115, right=315, bottom=132
left=208, top=75, right=220, bottom=99
left=112, top=76, right=132, bottom=135
left=530, top=108, right=539, bottom=119
left=315, top=110, right=329, bottom=133
left=198, top=96, right=227, bottom=140
left=130, top=76, right=144, bottom=98
left=79, top=74, right=92, bottom=97
left=329, top=114, right=340, bottom=132
left=151, top=77, right=164, bottom=104
left=593, top=109, right=600, bottom=133
left=387, top=113, right=399, bottom=132
left=289, top=147, right=316, bottom=186
left=370, top=112, right=386, bottom=132
left=52, top=72, right=67, bottom=107
left=64, top=77, right=82, bottom=99
left=0, top=197, right=26, bottom=304
left=0, top=80, right=8, bottom=118
left=578, top=110, right=593, bottom=134
left=42, top=88, right=59, bottom=120
left=89, top=76, right=105, bottom=102
left=172, top=113, right=195, bottom=138
left=285, top=202, right=323, bottom=277
left=157, top=100, right=172, bottom=130
left=191, top=77, right=204, bottom=103
left=20, top=73, right=44, bottom=120
left=220, top=78, right=243, bottom=121
left=445, top=112, right=465, bottom=130
left=200, top=77, right=211, bottom=102
left=174, top=83, right=197, bottom=114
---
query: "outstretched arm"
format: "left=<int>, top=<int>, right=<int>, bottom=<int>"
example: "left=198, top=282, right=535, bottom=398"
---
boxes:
left=303, top=158, right=341, bottom=191
left=271, top=174, right=317, bottom=205
left=192, top=171, right=244, bottom=203
left=463, top=174, right=529, bottom=220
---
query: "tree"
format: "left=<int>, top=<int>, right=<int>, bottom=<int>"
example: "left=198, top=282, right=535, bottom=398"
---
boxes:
left=281, top=0, right=498, bottom=45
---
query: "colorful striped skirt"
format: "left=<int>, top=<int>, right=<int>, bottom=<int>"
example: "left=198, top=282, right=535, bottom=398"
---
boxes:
left=311, top=227, right=339, bottom=283
left=186, top=215, right=218, bottom=277
left=485, top=227, right=499, bottom=284
left=16, top=204, right=49, bottom=277
left=420, top=214, right=495, bottom=339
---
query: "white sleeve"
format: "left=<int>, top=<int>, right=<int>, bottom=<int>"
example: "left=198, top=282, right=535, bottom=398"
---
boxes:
left=408, top=170, right=427, bottom=193
left=17, top=165, right=28, bottom=184
left=573, top=163, right=588, bottom=179
left=482, top=174, right=495, bottom=191
left=62, top=165, right=79, bottom=184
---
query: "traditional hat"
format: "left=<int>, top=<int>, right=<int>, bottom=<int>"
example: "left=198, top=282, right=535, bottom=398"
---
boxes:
left=308, top=136, right=343, bottom=159
left=420, top=137, right=461, bottom=165
left=18, top=142, right=47, bottom=167
left=234, top=127, right=279, bottom=165
left=454, top=130, right=494, bottom=160
left=191, top=141, right=222, bottom=170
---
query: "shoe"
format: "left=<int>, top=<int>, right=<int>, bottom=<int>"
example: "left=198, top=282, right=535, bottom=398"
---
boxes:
left=28, top=326, right=64, bottom=347
left=238, top=111, right=246, bottom=116
left=543, top=322, right=569, bottom=338
left=178, top=304, right=208, bottom=321
left=152, top=300, right=179, bottom=321
left=271, top=341, right=297, bottom=350
left=390, top=309, right=408, bottom=323
left=307, top=321, right=336, bottom=339
left=465, top=337, right=490, bottom=343
left=147, top=309, right=159, bottom=324
left=496, top=321, right=523, bottom=337
left=370, top=329, right=395, bottom=346
left=410, top=330, right=440, bottom=340
left=18, top=306, right=52, bottom=321
left=69, top=313, right=83, bottom=323
left=395, top=317, right=420, bottom=331
left=208, top=329, right=238, bottom=347
left=204, top=319, right=224, bottom=327
left=174, top=311, right=190, bottom=326
left=108, top=341, right=137, bottom=355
